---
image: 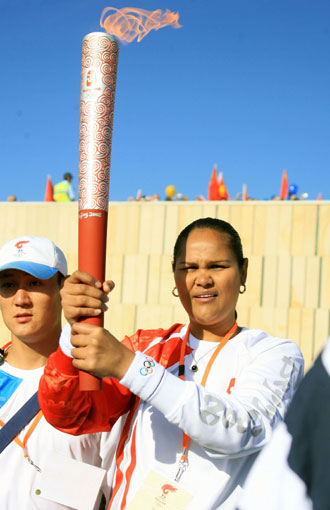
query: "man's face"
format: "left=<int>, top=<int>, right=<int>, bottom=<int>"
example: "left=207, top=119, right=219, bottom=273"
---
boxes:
left=0, top=269, right=62, bottom=345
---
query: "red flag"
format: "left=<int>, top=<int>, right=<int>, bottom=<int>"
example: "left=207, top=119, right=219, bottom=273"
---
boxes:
left=280, top=170, right=289, bottom=200
left=242, top=184, right=248, bottom=201
left=218, top=172, right=229, bottom=200
left=208, top=165, right=221, bottom=200
left=44, top=175, right=54, bottom=202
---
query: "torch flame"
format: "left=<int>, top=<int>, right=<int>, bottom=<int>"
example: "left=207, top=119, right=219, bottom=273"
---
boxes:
left=100, top=7, right=181, bottom=43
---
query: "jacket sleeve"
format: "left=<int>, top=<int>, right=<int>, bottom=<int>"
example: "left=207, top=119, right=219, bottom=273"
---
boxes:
left=119, top=338, right=304, bottom=458
left=39, top=344, right=136, bottom=436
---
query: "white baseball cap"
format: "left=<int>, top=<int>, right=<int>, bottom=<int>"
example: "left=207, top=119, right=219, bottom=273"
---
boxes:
left=0, top=236, right=68, bottom=279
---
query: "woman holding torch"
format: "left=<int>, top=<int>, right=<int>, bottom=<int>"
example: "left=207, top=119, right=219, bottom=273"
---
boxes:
left=39, top=217, right=303, bottom=510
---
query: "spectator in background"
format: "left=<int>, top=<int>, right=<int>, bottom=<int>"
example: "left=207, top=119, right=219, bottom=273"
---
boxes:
left=53, top=173, right=75, bottom=202
left=7, top=195, right=17, bottom=202
left=237, top=338, right=330, bottom=510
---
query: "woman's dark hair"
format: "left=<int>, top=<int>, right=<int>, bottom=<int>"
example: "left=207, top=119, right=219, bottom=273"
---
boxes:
left=173, top=217, right=245, bottom=270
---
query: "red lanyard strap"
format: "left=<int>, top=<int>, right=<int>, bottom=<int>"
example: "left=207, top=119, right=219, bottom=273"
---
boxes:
left=175, top=321, right=238, bottom=481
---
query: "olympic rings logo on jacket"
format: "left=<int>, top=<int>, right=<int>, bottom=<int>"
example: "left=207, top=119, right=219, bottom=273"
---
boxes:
left=140, top=357, right=155, bottom=376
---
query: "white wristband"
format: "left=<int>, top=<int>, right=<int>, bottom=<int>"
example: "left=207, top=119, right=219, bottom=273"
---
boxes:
left=59, top=323, right=74, bottom=358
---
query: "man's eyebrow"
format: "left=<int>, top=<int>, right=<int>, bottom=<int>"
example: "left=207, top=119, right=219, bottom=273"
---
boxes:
left=0, top=272, right=15, bottom=278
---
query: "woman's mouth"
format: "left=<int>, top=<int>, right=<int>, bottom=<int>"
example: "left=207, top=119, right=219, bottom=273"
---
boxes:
left=194, top=293, right=217, bottom=301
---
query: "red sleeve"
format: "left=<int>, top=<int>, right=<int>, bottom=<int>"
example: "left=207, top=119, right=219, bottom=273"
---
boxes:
left=38, top=325, right=181, bottom=435
left=38, top=346, right=135, bottom=435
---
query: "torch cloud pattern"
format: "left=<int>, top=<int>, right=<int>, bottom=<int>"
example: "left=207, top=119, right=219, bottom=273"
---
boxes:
left=79, top=32, right=119, bottom=211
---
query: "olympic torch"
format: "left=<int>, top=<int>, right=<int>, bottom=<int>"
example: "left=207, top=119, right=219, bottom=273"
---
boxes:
left=78, top=32, right=119, bottom=390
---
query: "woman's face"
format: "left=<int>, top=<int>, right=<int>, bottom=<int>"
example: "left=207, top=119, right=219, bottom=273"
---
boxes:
left=173, top=228, right=248, bottom=340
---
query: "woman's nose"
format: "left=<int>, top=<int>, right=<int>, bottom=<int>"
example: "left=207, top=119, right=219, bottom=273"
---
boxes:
left=195, top=270, right=213, bottom=286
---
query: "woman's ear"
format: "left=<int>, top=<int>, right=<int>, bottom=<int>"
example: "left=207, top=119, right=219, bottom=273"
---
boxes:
left=241, top=258, right=248, bottom=285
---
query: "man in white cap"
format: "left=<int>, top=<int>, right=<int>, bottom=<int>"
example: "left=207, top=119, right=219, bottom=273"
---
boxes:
left=0, top=236, right=113, bottom=510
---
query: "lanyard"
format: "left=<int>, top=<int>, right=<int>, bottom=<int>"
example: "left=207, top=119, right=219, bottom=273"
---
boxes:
left=0, top=342, right=11, bottom=365
left=0, top=342, right=43, bottom=471
left=175, top=321, right=238, bottom=482
left=0, top=411, right=43, bottom=469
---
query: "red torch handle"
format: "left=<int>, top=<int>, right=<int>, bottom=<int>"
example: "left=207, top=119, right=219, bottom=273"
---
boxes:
left=78, top=210, right=108, bottom=390
left=78, top=32, right=119, bottom=391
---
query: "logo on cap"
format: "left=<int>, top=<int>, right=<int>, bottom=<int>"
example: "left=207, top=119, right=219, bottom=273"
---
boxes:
left=15, top=240, right=30, bottom=256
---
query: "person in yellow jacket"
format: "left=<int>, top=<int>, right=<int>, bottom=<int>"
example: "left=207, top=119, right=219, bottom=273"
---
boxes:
left=53, top=172, right=75, bottom=202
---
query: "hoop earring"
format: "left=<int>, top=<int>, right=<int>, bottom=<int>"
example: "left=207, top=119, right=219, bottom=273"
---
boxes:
left=239, top=284, right=246, bottom=294
left=172, top=286, right=179, bottom=297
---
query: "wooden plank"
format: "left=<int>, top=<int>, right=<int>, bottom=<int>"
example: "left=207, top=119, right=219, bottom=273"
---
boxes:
left=290, top=256, right=305, bottom=307
left=320, top=256, right=330, bottom=308
left=107, top=203, right=124, bottom=255
left=178, top=203, right=204, bottom=233
left=121, top=254, right=149, bottom=304
left=287, top=308, right=302, bottom=348
left=107, top=203, right=141, bottom=255
left=249, top=306, right=263, bottom=330
left=163, top=203, right=179, bottom=256
left=105, top=303, right=136, bottom=340
left=276, top=255, right=291, bottom=309
left=146, top=254, right=162, bottom=304
left=299, top=308, right=315, bottom=370
left=314, top=309, right=330, bottom=359
left=123, top=203, right=141, bottom=254
left=159, top=305, right=175, bottom=330
left=273, top=308, right=289, bottom=339
left=264, top=204, right=280, bottom=256
left=249, top=306, right=275, bottom=335
left=49, top=203, right=77, bottom=251
left=106, top=254, right=123, bottom=304
left=135, top=305, right=174, bottom=331
left=201, top=203, right=218, bottom=218
left=317, top=204, right=330, bottom=256
left=278, top=204, right=293, bottom=255
left=291, top=203, right=317, bottom=256
left=138, top=203, right=165, bottom=254
left=66, top=253, right=78, bottom=276
left=216, top=202, right=231, bottom=223
left=229, top=204, right=255, bottom=256
left=262, top=255, right=278, bottom=307
left=304, top=256, right=320, bottom=308
left=252, top=203, right=267, bottom=256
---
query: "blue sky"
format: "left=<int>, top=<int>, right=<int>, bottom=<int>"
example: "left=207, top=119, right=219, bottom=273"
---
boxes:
left=1, top=0, right=329, bottom=201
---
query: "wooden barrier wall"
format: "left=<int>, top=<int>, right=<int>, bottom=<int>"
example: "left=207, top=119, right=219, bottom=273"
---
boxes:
left=0, top=200, right=329, bottom=368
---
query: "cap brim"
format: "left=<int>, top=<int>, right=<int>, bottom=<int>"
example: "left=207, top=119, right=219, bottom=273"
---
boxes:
left=0, top=262, right=58, bottom=280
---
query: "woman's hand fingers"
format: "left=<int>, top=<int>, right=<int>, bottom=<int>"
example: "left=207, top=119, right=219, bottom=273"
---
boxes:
left=61, top=271, right=110, bottom=324
left=65, top=270, right=102, bottom=288
left=70, top=323, right=134, bottom=379
left=103, top=280, right=115, bottom=294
